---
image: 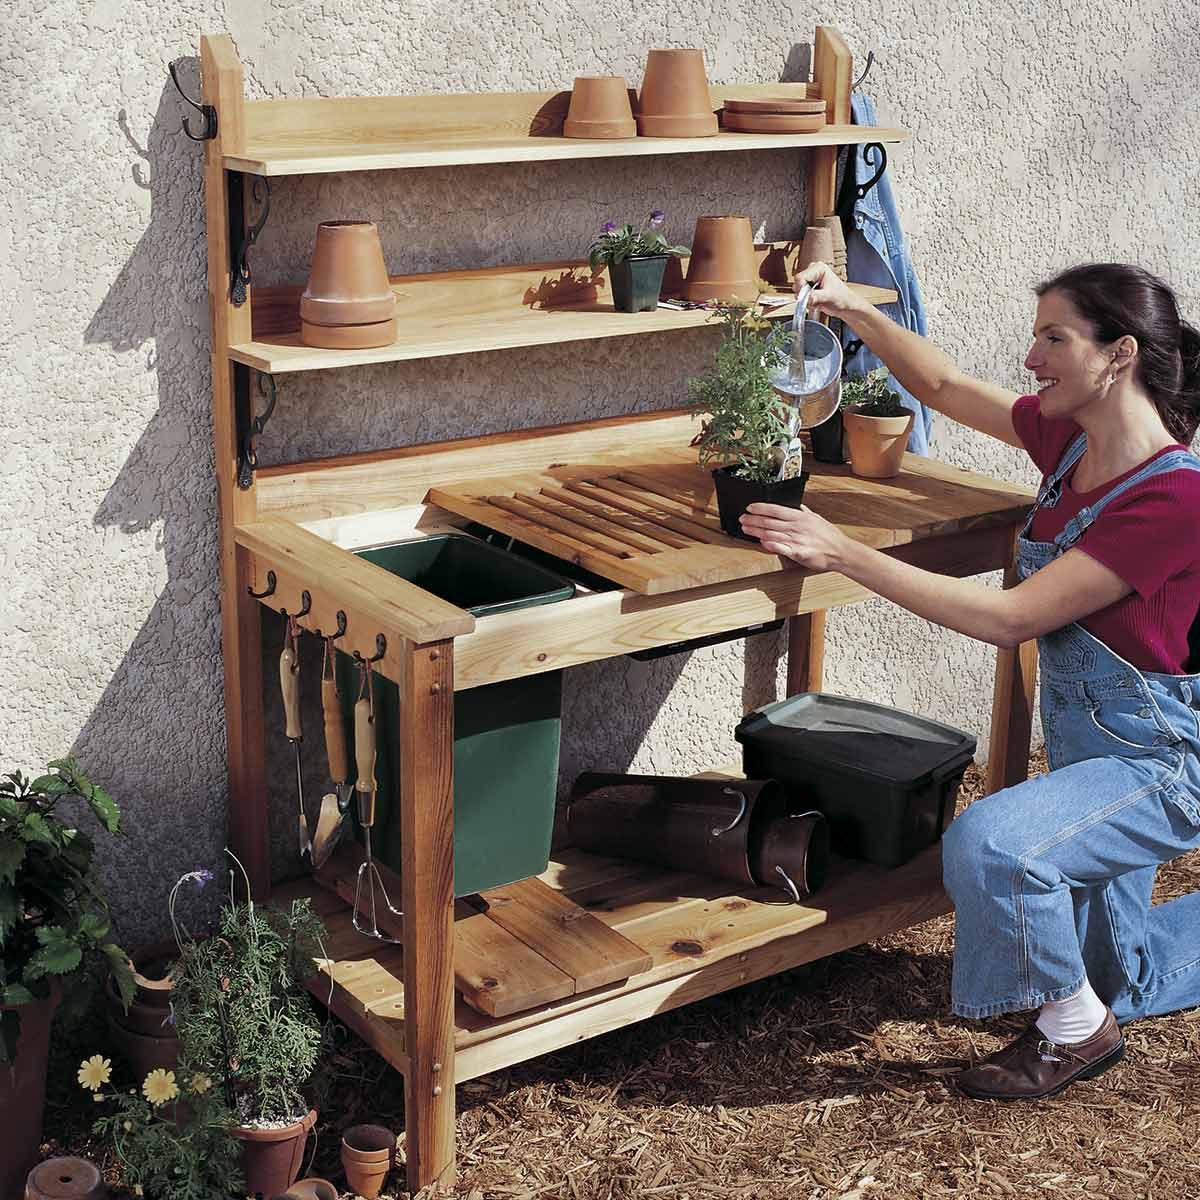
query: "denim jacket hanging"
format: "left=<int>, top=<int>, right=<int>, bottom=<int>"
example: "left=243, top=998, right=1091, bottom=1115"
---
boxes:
left=835, top=92, right=933, bottom=454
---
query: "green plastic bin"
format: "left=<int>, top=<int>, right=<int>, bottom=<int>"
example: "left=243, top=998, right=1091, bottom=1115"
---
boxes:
left=337, top=534, right=574, bottom=897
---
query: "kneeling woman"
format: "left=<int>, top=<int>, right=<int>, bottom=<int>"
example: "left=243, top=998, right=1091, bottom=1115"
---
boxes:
left=740, top=261, right=1200, bottom=1100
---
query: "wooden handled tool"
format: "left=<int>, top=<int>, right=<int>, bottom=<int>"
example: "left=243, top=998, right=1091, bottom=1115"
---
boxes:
left=280, top=633, right=312, bottom=859
left=354, top=694, right=377, bottom=822
left=311, top=667, right=352, bottom=869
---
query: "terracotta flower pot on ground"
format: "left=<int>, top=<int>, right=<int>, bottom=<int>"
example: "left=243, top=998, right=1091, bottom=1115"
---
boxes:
left=274, top=1177, right=337, bottom=1200
left=233, top=1108, right=318, bottom=1200
left=681, top=215, right=759, bottom=303
left=105, top=942, right=180, bottom=1080
left=105, top=1012, right=179, bottom=1081
left=608, top=255, right=668, bottom=312
left=0, top=984, right=60, bottom=1200
left=636, top=49, right=718, bottom=138
left=563, top=76, right=636, bottom=139
left=128, top=939, right=176, bottom=1009
left=843, top=408, right=915, bottom=478
left=340, top=1124, right=397, bottom=1200
left=300, top=222, right=397, bottom=349
left=24, top=1155, right=106, bottom=1200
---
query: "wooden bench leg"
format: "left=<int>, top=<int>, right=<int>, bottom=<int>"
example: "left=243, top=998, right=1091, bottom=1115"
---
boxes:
left=786, top=610, right=826, bottom=696
left=986, top=546, right=1038, bottom=795
left=400, top=638, right=457, bottom=1192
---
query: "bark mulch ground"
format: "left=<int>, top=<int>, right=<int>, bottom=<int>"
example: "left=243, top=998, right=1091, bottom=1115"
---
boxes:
left=43, top=751, right=1200, bottom=1199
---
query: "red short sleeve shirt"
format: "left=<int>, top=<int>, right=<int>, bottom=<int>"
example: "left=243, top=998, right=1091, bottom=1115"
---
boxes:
left=1011, top=395, right=1200, bottom=673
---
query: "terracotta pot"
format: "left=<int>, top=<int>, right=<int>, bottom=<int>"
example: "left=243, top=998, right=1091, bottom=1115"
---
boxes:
left=272, top=1177, right=337, bottom=1200
left=813, top=214, right=846, bottom=257
left=300, top=221, right=397, bottom=329
left=340, top=1124, right=397, bottom=1200
left=843, top=408, right=915, bottom=478
left=563, top=76, right=636, bottom=139
left=105, top=1012, right=178, bottom=1081
left=128, top=939, right=177, bottom=1009
left=636, top=49, right=718, bottom=138
left=682, top=215, right=759, bottom=303
left=299, top=318, right=397, bottom=350
left=1, top=985, right=60, bottom=1200
left=234, top=1109, right=318, bottom=1200
left=24, top=1156, right=106, bottom=1200
left=104, top=973, right=173, bottom=1038
left=796, top=226, right=835, bottom=276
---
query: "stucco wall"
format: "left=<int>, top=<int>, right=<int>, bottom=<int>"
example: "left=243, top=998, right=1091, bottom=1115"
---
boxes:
left=2, top=1, right=1197, bottom=943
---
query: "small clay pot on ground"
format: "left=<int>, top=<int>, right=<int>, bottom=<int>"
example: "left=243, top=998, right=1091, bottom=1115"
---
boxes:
left=1, top=984, right=60, bottom=1200
left=234, top=1108, right=318, bottom=1200
left=340, top=1124, right=397, bottom=1200
left=24, top=1155, right=106, bottom=1200
left=809, top=409, right=849, bottom=464
left=300, top=221, right=397, bottom=349
left=607, top=254, right=668, bottom=312
left=711, top=465, right=810, bottom=540
left=682, top=215, right=759, bottom=303
left=843, top=407, right=915, bottom=478
left=272, top=1177, right=338, bottom=1200
left=563, top=76, right=636, bottom=138
left=636, top=49, right=718, bottom=138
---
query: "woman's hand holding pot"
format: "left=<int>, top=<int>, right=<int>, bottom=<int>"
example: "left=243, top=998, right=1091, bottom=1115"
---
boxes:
left=795, top=261, right=869, bottom=324
left=738, top=503, right=854, bottom=572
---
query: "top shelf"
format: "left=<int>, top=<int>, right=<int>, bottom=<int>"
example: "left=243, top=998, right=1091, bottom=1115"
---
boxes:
left=225, top=86, right=907, bottom=177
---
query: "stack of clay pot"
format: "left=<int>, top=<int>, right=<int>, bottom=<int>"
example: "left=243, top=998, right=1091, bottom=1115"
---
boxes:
left=792, top=220, right=847, bottom=282
left=105, top=941, right=179, bottom=1081
left=720, top=93, right=827, bottom=134
left=563, top=76, right=636, bottom=138
left=814, top=215, right=848, bottom=281
left=341, top=1125, right=397, bottom=1200
left=300, top=221, right=397, bottom=349
left=636, top=49, right=718, bottom=137
left=680, top=215, right=759, bottom=303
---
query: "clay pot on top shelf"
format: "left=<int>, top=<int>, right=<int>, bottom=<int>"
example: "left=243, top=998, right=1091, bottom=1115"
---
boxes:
left=300, top=221, right=397, bottom=350
left=681, top=215, right=759, bottom=303
left=340, top=1124, right=397, bottom=1200
left=636, top=49, right=718, bottom=138
left=563, top=76, right=636, bottom=138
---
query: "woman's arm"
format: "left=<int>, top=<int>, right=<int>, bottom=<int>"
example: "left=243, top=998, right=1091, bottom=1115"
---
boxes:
left=739, top=504, right=1131, bottom=648
left=798, top=263, right=1025, bottom=449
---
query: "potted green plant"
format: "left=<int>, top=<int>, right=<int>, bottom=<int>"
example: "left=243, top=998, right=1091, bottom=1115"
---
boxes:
left=809, top=366, right=888, bottom=465
left=587, top=210, right=689, bottom=313
left=1, top=756, right=133, bottom=1200
left=171, top=856, right=325, bottom=1200
left=689, top=302, right=808, bottom=539
left=840, top=365, right=915, bottom=478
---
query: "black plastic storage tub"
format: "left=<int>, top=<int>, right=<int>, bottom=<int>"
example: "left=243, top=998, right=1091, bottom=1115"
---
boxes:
left=735, top=693, right=976, bottom=868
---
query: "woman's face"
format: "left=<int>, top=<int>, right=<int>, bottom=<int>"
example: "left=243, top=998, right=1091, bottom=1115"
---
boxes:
left=1023, top=289, right=1118, bottom=419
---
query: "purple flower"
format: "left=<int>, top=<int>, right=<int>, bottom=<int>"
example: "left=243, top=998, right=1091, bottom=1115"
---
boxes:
left=601, top=221, right=618, bottom=235
left=649, top=210, right=665, bottom=227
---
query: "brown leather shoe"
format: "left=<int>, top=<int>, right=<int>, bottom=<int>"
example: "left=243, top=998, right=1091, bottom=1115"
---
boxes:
left=957, top=1009, right=1125, bottom=1100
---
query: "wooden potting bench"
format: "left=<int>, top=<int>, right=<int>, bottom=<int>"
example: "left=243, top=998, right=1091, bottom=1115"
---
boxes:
left=199, top=28, right=1038, bottom=1191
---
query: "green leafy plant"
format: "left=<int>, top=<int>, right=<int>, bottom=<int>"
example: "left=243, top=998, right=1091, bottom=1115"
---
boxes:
left=85, top=1055, right=244, bottom=1200
left=171, top=859, right=325, bottom=1127
left=0, top=756, right=133, bottom=1062
left=840, top=365, right=909, bottom=417
left=587, top=209, right=690, bottom=269
left=689, top=302, right=793, bottom=484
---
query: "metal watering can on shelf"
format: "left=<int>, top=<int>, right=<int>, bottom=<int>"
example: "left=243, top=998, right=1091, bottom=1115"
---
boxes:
left=766, top=282, right=843, bottom=480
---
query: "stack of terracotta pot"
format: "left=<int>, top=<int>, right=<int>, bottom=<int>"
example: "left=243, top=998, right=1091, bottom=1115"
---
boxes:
left=105, top=942, right=179, bottom=1081
left=300, top=221, right=397, bottom=349
left=814, top=215, right=848, bottom=280
left=720, top=93, right=827, bottom=134
left=340, top=1125, right=397, bottom=1199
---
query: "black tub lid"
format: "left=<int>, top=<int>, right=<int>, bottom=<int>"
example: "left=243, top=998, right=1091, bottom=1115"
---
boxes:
left=735, top=693, right=976, bottom=784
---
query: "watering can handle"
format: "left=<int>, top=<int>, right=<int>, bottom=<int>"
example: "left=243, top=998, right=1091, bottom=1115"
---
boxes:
left=791, top=282, right=813, bottom=332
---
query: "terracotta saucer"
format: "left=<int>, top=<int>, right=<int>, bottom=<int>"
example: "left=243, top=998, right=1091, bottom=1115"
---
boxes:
left=300, top=318, right=397, bottom=349
left=723, top=96, right=827, bottom=114
left=722, top=110, right=826, bottom=133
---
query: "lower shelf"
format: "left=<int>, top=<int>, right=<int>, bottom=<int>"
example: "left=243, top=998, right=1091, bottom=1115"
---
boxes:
left=275, top=839, right=950, bottom=1084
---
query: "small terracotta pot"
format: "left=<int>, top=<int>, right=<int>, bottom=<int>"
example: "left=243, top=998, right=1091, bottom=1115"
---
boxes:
left=564, top=76, right=636, bottom=139
left=24, top=1155, right=106, bottom=1200
left=796, top=226, right=835, bottom=276
left=340, top=1124, right=397, bottom=1200
left=300, top=221, right=397, bottom=329
left=682, top=215, right=759, bottom=303
left=636, top=49, right=718, bottom=138
left=105, top=973, right=173, bottom=1038
left=234, top=1109, right=318, bottom=1200
left=1, top=985, right=60, bottom=1200
left=106, top=1011, right=178, bottom=1080
left=272, top=1177, right=338, bottom=1200
left=843, top=408, right=915, bottom=478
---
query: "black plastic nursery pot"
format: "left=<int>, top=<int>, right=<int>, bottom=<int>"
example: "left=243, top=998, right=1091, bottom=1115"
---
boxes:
left=608, top=254, right=668, bottom=312
left=712, top=464, right=810, bottom=540
left=809, top=409, right=848, bottom=464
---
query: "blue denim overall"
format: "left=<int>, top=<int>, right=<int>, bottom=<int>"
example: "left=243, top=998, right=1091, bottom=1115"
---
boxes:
left=942, top=432, right=1200, bottom=1022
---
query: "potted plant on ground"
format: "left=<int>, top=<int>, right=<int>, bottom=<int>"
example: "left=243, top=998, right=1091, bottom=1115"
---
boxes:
left=588, top=210, right=689, bottom=313
left=840, top=365, right=915, bottom=478
left=689, top=302, right=809, bottom=539
left=1, top=756, right=133, bottom=1200
left=171, top=856, right=326, bottom=1200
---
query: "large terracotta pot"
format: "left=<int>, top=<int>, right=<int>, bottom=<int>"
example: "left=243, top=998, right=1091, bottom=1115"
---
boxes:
left=234, top=1108, right=318, bottom=1200
left=843, top=408, right=915, bottom=478
left=105, top=942, right=180, bottom=1081
left=636, top=49, right=718, bottom=138
left=1, top=984, right=60, bottom=1200
left=563, top=76, right=636, bottom=139
left=300, top=222, right=397, bottom=349
left=340, top=1125, right=397, bottom=1200
left=681, top=215, right=759, bottom=303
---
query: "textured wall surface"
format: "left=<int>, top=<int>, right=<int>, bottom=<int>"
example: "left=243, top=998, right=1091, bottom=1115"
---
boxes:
left=2, top=1, right=1197, bottom=943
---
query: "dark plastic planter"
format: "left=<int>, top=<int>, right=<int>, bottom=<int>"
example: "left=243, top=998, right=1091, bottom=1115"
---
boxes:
left=608, top=254, right=668, bottom=312
left=810, top=410, right=848, bottom=464
left=712, top=464, right=810, bottom=540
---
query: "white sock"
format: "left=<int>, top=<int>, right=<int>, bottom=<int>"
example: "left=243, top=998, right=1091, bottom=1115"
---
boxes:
left=1034, top=979, right=1108, bottom=1044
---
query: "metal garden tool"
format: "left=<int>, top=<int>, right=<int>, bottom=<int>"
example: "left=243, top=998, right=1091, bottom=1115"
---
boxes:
left=280, top=616, right=312, bottom=859
left=352, top=661, right=403, bottom=942
left=311, top=637, right=353, bottom=869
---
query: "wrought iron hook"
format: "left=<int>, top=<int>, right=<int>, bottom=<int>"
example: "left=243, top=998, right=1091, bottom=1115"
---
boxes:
left=231, top=177, right=271, bottom=307
left=282, top=590, right=312, bottom=621
left=353, top=635, right=388, bottom=666
left=316, top=610, right=348, bottom=641
left=247, top=570, right=277, bottom=600
left=852, top=50, right=876, bottom=92
left=168, top=60, right=217, bottom=141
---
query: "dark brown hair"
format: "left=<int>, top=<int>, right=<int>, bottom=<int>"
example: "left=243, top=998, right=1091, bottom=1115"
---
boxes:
left=1035, top=263, right=1200, bottom=445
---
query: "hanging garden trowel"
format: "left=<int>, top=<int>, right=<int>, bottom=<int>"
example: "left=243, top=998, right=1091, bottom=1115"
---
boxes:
left=311, top=640, right=353, bottom=869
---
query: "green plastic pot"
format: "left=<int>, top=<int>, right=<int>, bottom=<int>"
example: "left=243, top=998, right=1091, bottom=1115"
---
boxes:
left=608, top=255, right=668, bottom=313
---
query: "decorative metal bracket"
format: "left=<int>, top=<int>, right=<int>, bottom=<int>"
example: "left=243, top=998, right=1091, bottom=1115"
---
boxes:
left=231, top=176, right=270, bottom=307
left=168, top=60, right=217, bottom=141
left=854, top=143, right=888, bottom=202
left=237, top=370, right=277, bottom=490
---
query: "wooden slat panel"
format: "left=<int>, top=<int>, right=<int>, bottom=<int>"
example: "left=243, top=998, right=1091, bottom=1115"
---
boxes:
left=540, top=485, right=691, bottom=549
left=492, top=495, right=637, bottom=558
left=571, top=479, right=729, bottom=543
left=519, top=491, right=676, bottom=554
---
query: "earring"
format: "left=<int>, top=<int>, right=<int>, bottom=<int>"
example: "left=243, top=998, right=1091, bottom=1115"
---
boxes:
left=1107, top=374, right=1115, bottom=385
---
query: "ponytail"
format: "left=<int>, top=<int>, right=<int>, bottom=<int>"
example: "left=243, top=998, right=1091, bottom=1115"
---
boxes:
left=1178, top=320, right=1200, bottom=446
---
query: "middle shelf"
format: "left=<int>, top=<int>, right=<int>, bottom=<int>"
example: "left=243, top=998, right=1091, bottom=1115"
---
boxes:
left=230, top=249, right=898, bottom=374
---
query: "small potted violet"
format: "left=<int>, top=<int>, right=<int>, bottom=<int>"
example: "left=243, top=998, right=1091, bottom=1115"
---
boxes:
left=587, top=210, right=690, bottom=313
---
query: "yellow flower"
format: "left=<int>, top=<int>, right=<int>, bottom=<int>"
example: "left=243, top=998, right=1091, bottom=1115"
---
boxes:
left=77, top=1055, right=112, bottom=1092
left=142, top=1068, right=180, bottom=1107
left=134, top=1188, right=143, bottom=1197
left=190, top=1072, right=213, bottom=1095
